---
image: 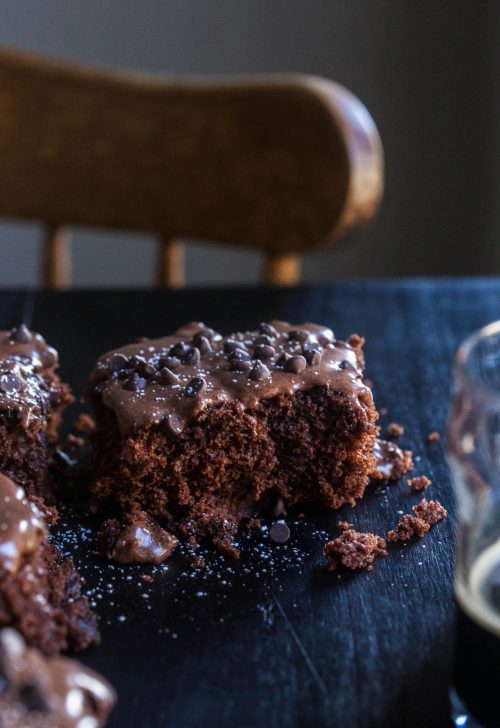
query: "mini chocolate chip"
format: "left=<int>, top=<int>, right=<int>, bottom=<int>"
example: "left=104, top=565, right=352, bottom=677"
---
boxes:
left=339, top=360, right=355, bottom=371
left=254, top=344, right=275, bottom=360
left=0, top=372, right=20, bottom=394
left=259, top=323, right=278, bottom=338
left=276, top=353, right=291, bottom=367
left=123, top=374, right=147, bottom=391
left=169, top=342, right=189, bottom=358
left=197, top=327, right=216, bottom=341
left=184, top=376, right=206, bottom=397
left=270, top=522, right=290, bottom=543
left=289, top=329, right=310, bottom=344
left=183, top=347, right=201, bottom=366
left=304, top=348, right=322, bottom=366
left=193, top=335, right=212, bottom=355
left=117, top=367, right=136, bottom=380
left=9, top=324, right=32, bottom=343
left=248, top=360, right=270, bottom=381
left=284, top=355, right=307, bottom=374
left=129, top=355, right=146, bottom=370
left=224, top=339, right=247, bottom=354
left=158, top=356, right=180, bottom=371
left=160, top=367, right=180, bottom=385
left=229, top=348, right=251, bottom=362
left=318, top=328, right=334, bottom=345
left=107, top=353, right=129, bottom=372
left=140, top=362, right=157, bottom=379
left=253, top=334, right=273, bottom=347
left=230, top=359, right=252, bottom=373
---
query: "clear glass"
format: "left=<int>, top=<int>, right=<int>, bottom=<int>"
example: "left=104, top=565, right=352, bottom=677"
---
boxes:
left=446, top=321, right=500, bottom=728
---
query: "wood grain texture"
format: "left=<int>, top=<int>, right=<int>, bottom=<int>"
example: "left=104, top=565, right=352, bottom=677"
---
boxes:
left=42, top=224, right=71, bottom=288
left=262, top=253, right=302, bottom=285
left=17, top=278, right=495, bottom=728
left=156, top=238, right=185, bottom=288
left=0, top=46, right=383, bottom=286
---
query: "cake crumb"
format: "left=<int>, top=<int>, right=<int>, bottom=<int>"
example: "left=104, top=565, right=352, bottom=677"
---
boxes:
left=387, top=422, right=404, bottom=438
left=142, top=574, right=153, bottom=583
left=379, top=407, right=388, bottom=416
left=371, top=439, right=413, bottom=480
left=74, top=413, right=96, bottom=432
left=388, top=498, right=446, bottom=542
left=413, top=498, right=447, bottom=525
left=427, top=431, right=440, bottom=442
left=408, top=475, right=431, bottom=492
left=191, top=555, right=206, bottom=570
left=324, top=522, right=387, bottom=572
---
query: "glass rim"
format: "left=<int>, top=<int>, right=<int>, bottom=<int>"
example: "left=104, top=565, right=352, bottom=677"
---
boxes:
left=455, top=319, right=500, bottom=404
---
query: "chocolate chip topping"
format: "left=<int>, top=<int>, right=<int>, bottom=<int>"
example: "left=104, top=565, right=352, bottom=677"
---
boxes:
left=304, top=348, right=322, bottom=366
left=0, top=474, right=46, bottom=576
left=160, top=367, right=180, bottom=385
left=183, top=347, right=201, bottom=366
left=107, top=353, right=129, bottom=372
left=249, top=360, right=271, bottom=381
left=123, top=374, right=147, bottom=392
left=0, top=628, right=116, bottom=727
left=259, top=322, right=278, bottom=338
left=194, top=335, right=212, bottom=355
left=253, top=334, right=273, bottom=347
left=185, top=376, right=207, bottom=397
left=284, top=355, right=307, bottom=374
left=91, top=321, right=372, bottom=435
left=9, top=324, right=32, bottom=344
left=270, top=522, right=291, bottom=543
left=253, top=344, right=275, bottom=361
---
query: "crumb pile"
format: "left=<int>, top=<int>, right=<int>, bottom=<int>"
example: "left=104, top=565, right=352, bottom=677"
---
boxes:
left=324, top=522, right=387, bottom=572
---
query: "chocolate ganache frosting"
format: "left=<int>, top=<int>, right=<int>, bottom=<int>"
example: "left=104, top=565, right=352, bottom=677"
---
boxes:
left=0, top=628, right=116, bottom=727
left=90, top=321, right=373, bottom=434
left=0, top=325, right=60, bottom=429
left=0, top=473, right=46, bottom=576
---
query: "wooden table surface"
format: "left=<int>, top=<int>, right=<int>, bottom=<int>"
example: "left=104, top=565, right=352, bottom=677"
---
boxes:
left=5, top=278, right=499, bottom=728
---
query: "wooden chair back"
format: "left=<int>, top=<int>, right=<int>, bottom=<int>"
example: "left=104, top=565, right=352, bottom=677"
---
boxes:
left=0, top=47, right=383, bottom=287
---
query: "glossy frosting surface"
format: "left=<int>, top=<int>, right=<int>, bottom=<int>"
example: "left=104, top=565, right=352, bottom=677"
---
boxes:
left=0, top=473, right=46, bottom=576
left=0, top=628, right=116, bottom=728
left=90, top=320, right=372, bottom=434
left=0, top=326, right=59, bottom=428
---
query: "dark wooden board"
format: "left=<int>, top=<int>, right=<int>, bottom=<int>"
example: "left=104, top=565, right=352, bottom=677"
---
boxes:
left=6, top=279, right=500, bottom=728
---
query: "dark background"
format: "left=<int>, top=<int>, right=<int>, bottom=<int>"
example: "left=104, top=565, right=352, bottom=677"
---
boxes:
left=0, top=0, right=498, bottom=286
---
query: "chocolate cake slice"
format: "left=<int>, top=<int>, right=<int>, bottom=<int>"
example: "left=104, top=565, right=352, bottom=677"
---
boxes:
left=88, top=321, right=378, bottom=555
left=0, top=325, right=73, bottom=502
left=0, top=628, right=115, bottom=727
left=0, top=473, right=99, bottom=655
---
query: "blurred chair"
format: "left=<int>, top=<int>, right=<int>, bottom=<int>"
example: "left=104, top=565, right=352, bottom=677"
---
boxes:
left=0, top=46, right=383, bottom=288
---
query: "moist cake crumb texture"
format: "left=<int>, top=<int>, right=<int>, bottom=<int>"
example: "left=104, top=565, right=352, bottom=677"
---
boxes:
left=324, top=522, right=387, bottom=571
left=408, top=475, right=431, bottom=492
left=387, top=498, right=447, bottom=542
left=0, top=326, right=73, bottom=503
left=88, top=321, right=379, bottom=556
left=0, top=473, right=99, bottom=655
left=387, top=422, right=404, bottom=438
